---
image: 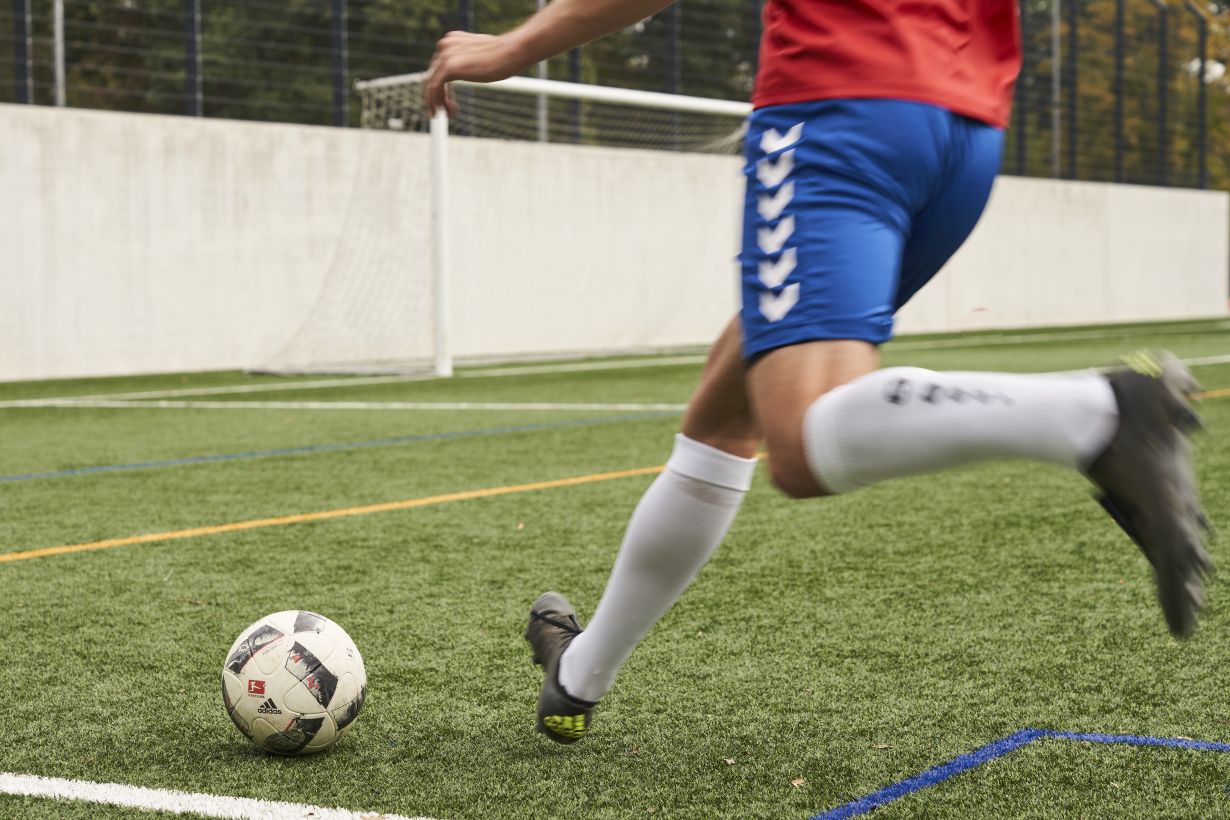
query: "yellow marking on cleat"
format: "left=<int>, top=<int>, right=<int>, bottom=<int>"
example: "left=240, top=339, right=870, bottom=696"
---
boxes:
left=543, top=714, right=588, bottom=739
left=1123, top=351, right=1163, bottom=378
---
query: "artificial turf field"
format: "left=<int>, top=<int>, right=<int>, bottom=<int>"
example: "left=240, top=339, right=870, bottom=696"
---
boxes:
left=3, top=319, right=1230, bottom=819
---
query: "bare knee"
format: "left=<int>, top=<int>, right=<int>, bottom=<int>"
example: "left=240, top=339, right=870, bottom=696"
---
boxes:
left=764, top=447, right=834, bottom=499
left=746, top=339, right=879, bottom=500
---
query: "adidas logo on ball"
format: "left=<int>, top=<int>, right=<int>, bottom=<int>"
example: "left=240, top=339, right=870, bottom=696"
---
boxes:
left=255, top=698, right=282, bottom=715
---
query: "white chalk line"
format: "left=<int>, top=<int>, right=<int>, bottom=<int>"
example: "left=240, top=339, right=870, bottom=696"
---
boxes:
left=0, top=356, right=706, bottom=408
left=3, top=324, right=1228, bottom=410
left=886, top=321, right=1230, bottom=353
left=0, top=772, right=433, bottom=820
left=460, top=354, right=706, bottom=378
left=1175, top=352, right=1230, bottom=368
left=13, top=399, right=689, bottom=412
left=7, top=352, right=1230, bottom=412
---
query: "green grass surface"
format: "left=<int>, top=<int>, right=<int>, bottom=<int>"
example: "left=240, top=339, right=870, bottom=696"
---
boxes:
left=3, top=320, right=1230, bottom=819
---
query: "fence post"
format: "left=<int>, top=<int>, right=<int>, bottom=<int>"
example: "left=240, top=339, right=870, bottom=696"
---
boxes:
left=183, top=0, right=202, bottom=116
left=456, top=0, right=474, bottom=134
left=1154, top=0, right=1168, bottom=187
left=750, top=0, right=761, bottom=75
left=535, top=0, right=548, bottom=142
left=331, top=0, right=348, bottom=127
left=1195, top=5, right=1208, bottom=188
left=1113, top=0, right=1124, bottom=182
left=53, top=0, right=66, bottom=106
left=1051, top=0, right=1061, bottom=178
left=1066, top=0, right=1078, bottom=178
left=665, top=4, right=682, bottom=95
left=666, top=2, right=683, bottom=149
left=1017, top=0, right=1028, bottom=174
left=12, top=0, right=32, bottom=103
left=569, top=48, right=582, bottom=143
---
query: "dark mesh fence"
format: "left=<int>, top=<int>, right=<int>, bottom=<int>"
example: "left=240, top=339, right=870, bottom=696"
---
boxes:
left=0, top=0, right=1225, bottom=188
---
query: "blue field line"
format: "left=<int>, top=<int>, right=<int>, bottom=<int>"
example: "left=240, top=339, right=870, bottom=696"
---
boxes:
left=0, top=412, right=680, bottom=484
left=812, top=729, right=1043, bottom=820
left=811, top=728, right=1230, bottom=819
left=1042, top=730, right=1230, bottom=752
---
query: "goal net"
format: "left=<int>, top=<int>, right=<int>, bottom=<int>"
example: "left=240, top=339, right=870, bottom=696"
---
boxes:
left=256, top=74, right=750, bottom=376
left=360, top=74, right=749, bottom=154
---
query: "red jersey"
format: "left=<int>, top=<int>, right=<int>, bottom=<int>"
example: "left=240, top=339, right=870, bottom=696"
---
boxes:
left=752, top=0, right=1022, bottom=128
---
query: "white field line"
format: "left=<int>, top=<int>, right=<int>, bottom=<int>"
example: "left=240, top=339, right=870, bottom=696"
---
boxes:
left=459, top=354, right=706, bottom=378
left=3, top=328, right=1229, bottom=410
left=887, top=321, right=1230, bottom=352
left=0, top=356, right=705, bottom=408
left=0, top=772, right=433, bottom=820
left=0, top=374, right=427, bottom=405
left=1176, top=352, right=1230, bottom=368
left=7, top=352, right=1230, bottom=412
left=13, top=399, right=689, bottom=412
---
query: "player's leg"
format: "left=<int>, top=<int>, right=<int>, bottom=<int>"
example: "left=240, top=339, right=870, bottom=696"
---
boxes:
left=525, top=99, right=925, bottom=740
left=751, top=112, right=1209, bottom=634
left=680, top=314, right=761, bottom=458
left=527, top=316, right=761, bottom=742
left=753, top=116, right=1121, bottom=498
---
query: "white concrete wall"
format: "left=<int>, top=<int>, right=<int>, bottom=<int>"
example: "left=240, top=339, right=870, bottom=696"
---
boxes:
left=896, top=178, right=1230, bottom=334
left=1, top=103, right=1226, bottom=381
left=447, top=138, right=743, bottom=360
left=0, top=104, right=431, bottom=381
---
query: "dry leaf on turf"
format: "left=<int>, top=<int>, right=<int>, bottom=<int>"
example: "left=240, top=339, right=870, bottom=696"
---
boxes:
left=791, top=778, right=807, bottom=790
left=723, top=758, right=737, bottom=766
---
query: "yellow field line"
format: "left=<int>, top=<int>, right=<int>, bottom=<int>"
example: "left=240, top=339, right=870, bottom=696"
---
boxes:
left=6, top=385, right=1228, bottom=566
left=0, top=465, right=667, bottom=565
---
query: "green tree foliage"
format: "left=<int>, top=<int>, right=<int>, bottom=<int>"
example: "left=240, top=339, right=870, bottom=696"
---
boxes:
left=1007, top=0, right=1230, bottom=188
left=0, top=0, right=1225, bottom=188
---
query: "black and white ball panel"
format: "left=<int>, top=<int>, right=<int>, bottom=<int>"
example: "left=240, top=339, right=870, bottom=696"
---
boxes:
left=221, top=610, right=367, bottom=755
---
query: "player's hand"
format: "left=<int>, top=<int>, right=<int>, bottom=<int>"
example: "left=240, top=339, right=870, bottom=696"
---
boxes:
left=424, top=31, right=523, bottom=117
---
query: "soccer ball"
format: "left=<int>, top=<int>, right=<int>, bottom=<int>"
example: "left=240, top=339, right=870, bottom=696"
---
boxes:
left=221, top=611, right=367, bottom=755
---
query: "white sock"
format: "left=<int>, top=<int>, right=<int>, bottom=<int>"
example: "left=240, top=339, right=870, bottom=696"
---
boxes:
left=804, top=368, right=1118, bottom=493
left=558, top=434, right=757, bottom=703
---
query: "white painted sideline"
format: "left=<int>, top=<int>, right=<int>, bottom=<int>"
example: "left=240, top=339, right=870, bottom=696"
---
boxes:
left=8, top=351, right=1230, bottom=413
left=0, top=355, right=709, bottom=408
left=12, top=399, right=689, bottom=412
left=0, top=772, right=433, bottom=820
left=4, top=322, right=1225, bottom=408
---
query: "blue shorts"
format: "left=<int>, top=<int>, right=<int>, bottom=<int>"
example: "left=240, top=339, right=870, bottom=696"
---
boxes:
left=740, top=99, right=1005, bottom=360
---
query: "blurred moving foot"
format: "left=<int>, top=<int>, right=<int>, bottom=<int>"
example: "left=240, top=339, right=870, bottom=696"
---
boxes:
left=1086, top=351, right=1212, bottom=638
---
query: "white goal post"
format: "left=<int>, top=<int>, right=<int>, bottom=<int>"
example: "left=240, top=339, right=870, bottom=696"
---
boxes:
left=255, top=74, right=751, bottom=377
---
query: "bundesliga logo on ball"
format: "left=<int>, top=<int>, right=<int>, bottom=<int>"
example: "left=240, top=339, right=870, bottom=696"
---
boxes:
left=221, top=611, right=367, bottom=755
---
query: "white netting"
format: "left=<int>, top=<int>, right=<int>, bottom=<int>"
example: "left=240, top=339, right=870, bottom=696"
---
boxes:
left=359, top=74, right=750, bottom=154
left=258, top=75, right=749, bottom=375
left=254, top=131, right=436, bottom=375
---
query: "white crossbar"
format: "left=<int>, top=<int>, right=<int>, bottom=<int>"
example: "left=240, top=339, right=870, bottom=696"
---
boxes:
left=356, top=72, right=752, bottom=117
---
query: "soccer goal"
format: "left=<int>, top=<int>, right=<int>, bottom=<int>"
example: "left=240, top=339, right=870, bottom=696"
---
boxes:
left=255, top=74, right=751, bottom=377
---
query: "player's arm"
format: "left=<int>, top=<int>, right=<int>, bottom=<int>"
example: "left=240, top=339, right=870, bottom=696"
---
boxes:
left=424, top=0, right=678, bottom=116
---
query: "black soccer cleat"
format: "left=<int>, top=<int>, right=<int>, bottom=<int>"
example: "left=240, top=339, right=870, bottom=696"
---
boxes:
left=1085, top=351, right=1212, bottom=638
left=525, top=591, right=597, bottom=744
